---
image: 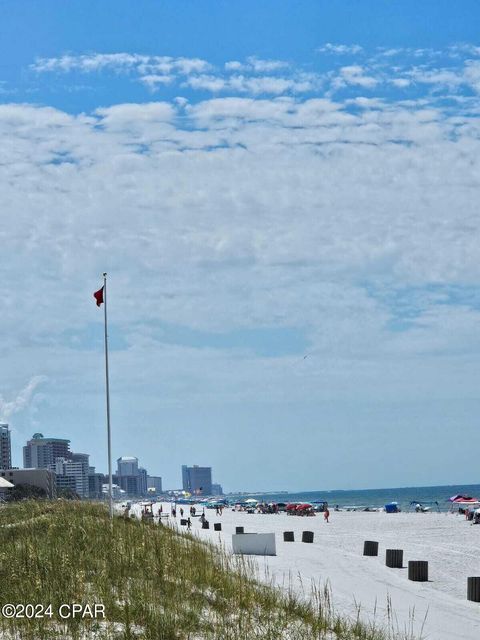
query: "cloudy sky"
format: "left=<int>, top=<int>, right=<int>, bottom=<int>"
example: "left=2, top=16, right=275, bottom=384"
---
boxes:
left=1, top=1, right=480, bottom=492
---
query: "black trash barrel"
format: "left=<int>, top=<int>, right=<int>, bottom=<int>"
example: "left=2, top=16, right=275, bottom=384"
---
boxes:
left=202, top=521, right=210, bottom=529
left=236, top=526, right=244, bottom=534
left=386, top=549, right=403, bottom=568
left=180, top=519, right=187, bottom=526
left=214, top=523, right=222, bottom=531
left=302, top=531, right=314, bottom=543
left=408, top=561, right=428, bottom=582
left=363, top=541, right=379, bottom=556
left=467, top=577, right=480, bottom=602
left=283, top=531, right=295, bottom=542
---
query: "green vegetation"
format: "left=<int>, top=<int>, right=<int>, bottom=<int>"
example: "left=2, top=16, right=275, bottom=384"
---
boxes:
left=0, top=501, right=418, bottom=640
left=5, top=483, right=47, bottom=501
left=56, top=488, right=81, bottom=500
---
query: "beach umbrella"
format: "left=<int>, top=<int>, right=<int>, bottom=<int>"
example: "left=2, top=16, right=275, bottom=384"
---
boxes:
left=244, top=498, right=258, bottom=504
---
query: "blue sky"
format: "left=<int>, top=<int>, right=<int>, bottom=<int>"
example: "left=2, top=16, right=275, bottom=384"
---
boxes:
left=1, top=1, right=480, bottom=492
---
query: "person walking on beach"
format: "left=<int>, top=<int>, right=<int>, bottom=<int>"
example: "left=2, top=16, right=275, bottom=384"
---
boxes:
left=180, top=507, right=184, bottom=517
left=187, top=517, right=192, bottom=530
left=323, top=507, right=330, bottom=523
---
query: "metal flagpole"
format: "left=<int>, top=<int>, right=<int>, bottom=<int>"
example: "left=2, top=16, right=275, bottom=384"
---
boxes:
left=103, top=272, right=113, bottom=519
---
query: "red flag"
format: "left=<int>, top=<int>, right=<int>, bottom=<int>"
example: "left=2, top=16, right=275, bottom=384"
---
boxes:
left=93, top=286, right=104, bottom=307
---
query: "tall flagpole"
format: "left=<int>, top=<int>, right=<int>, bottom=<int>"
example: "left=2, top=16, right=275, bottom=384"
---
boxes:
left=103, top=272, right=113, bottom=519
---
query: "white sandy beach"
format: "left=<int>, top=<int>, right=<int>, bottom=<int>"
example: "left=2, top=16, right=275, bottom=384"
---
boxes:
left=129, top=502, right=480, bottom=640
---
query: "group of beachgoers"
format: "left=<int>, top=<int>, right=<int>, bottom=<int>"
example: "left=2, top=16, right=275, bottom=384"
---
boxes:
left=129, top=497, right=480, bottom=529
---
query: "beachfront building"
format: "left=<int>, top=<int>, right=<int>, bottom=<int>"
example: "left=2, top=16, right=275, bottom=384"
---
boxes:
left=23, top=433, right=70, bottom=468
left=211, top=483, right=223, bottom=496
left=117, top=456, right=138, bottom=476
left=53, top=455, right=89, bottom=498
left=147, top=475, right=163, bottom=494
left=22, top=433, right=94, bottom=498
left=0, top=424, right=12, bottom=470
left=88, top=467, right=105, bottom=499
left=182, top=464, right=212, bottom=496
left=0, top=468, right=56, bottom=498
left=115, top=456, right=148, bottom=497
left=114, top=474, right=146, bottom=497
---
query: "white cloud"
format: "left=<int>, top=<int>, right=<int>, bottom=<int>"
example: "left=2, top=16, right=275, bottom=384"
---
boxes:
left=390, top=78, right=411, bottom=88
left=225, top=61, right=243, bottom=71
left=33, top=52, right=314, bottom=96
left=408, top=67, right=463, bottom=89
left=186, top=74, right=317, bottom=95
left=95, top=102, right=175, bottom=127
left=32, top=53, right=211, bottom=76
left=139, top=74, right=175, bottom=90
left=186, top=75, right=228, bottom=92
left=403, top=61, right=480, bottom=94
left=463, top=60, right=480, bottom=93
left=225, top=57, right=290, bottom=73
left=317, top=43, right=363, bottom=55
left=0, top=377, right=47, bottom=422
left=222, top=74, right=313, bottom=95
left=29, top=47, right=480, bottom=100
left=32, top=53, right=138, bottom=73
left=333, top=65, right=379, bottom=90
left=245, top=56, right=290, bottom=72
left=376, top=48, right=404, bottom=58
left=448, top=43, right=480, bottom=58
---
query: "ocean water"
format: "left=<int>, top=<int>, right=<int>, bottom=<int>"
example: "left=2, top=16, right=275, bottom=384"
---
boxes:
left=231, top=484, right=480, bottom=512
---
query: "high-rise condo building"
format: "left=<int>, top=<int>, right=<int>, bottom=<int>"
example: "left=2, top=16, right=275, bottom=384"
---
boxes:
left=88, top=466, right=105, bottom=499
left=117, top=456, right=139, bottom=476
left=0, top=424, right=12, bottom=470
left=211, top=483, right=223, bottom=496
left=115, top=456, right=148, bottom=497
left=54, top=455, right=89, bottom=498
left=181, top=465, right=212, bottom=496
left=23, top=433, right=70, bottom=469
left=147, top=475, right=163, bottom=494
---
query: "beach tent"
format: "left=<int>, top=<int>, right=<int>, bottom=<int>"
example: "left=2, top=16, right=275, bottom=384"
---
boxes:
left=448, top=495, right=479, bottom=503
left=385, top=502, right=400, bottom=513
left=0, top=477, right=14, bottom=500
left=447, top=495, right=480, bottom=513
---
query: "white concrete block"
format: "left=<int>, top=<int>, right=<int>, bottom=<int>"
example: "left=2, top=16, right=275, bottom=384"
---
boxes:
left=232, top=532, right=276, bottom=556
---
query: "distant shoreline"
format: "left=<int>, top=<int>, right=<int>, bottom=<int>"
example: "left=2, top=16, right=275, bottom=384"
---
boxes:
left=227, top=481, right=480, bottom=495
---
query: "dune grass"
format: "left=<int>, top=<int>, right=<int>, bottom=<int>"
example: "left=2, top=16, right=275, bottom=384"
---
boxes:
left=0, top=501, right=419, bottom=640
